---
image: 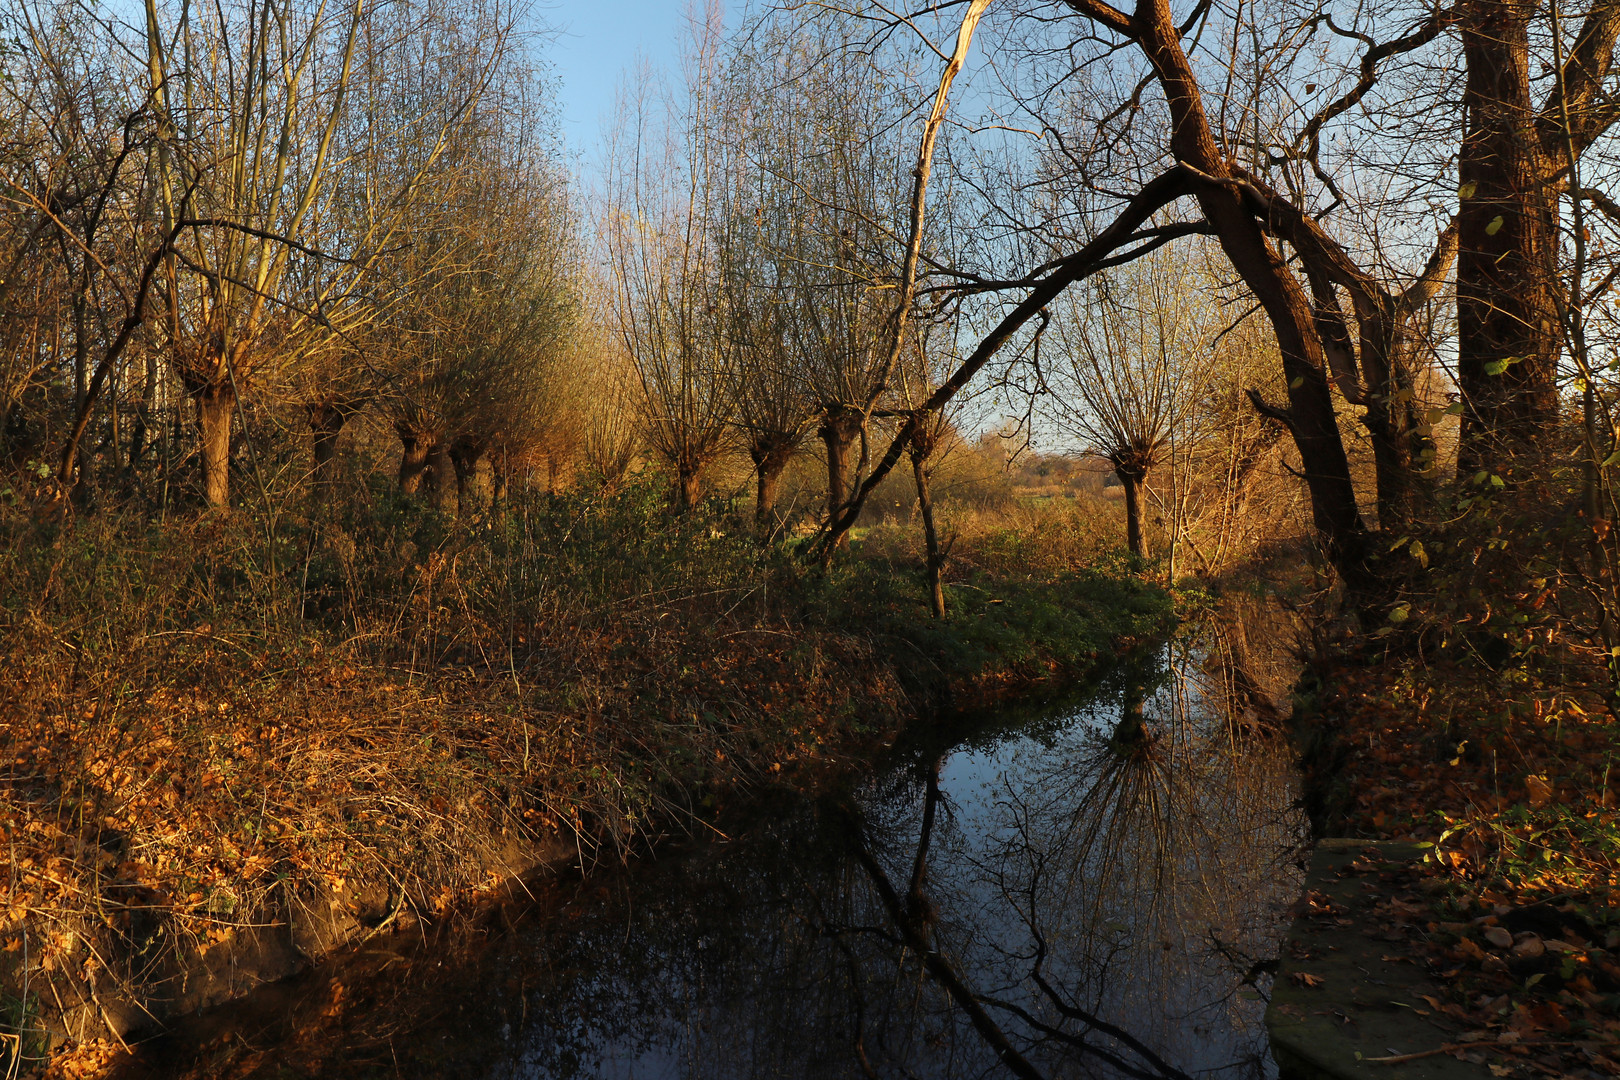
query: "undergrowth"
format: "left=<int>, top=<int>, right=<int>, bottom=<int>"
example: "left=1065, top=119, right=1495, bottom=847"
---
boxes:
left=1298, top=460, right=1620, bottom=1071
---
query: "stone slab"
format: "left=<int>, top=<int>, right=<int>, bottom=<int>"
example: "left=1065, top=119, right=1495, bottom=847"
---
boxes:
left=1267, top=838, right=1494, bottom=1080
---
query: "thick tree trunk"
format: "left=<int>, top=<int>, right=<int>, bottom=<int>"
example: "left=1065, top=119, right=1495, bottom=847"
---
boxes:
left=308, top=402, right=350, bottom=494
left=755, top=459, right=785, bottom=536
left=1135, top=13, right=1366, bottom=580
left=450, top=437, right=488, bottom=516
left=427, top=441, right=456, bottom=513
left=819, top=406, right=862, bottom=547
left=911, top=442, right=946, bottom=620
left=1114, top=669, right=1148, bottom=748
left=194, top=380, right=236, bottom=509
left=1118, top=467, right=1147, bottom=559
left=397, top=424, right=433, bottom=495
left=1456, top=0, right=1560, bottom=473
left=675, top=462, right=703, bottom=512
left=749, top=433, right=796, bottom=539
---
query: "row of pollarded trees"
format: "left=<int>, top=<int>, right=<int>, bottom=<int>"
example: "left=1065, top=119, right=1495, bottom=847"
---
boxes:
left=603, top=7, right=957, bottom=540
left=0, top=0, right=584, bottom=515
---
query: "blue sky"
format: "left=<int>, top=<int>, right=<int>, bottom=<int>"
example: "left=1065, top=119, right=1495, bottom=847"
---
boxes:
left=545, top=2, right=689, bottom=156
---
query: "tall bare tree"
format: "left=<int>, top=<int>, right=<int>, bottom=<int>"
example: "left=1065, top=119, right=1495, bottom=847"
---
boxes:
left=604, top=8, right=738, bottom=511
left=1046, top=247, right=1217, bottom=558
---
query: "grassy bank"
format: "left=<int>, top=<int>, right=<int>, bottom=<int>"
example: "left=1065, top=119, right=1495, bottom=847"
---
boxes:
left=0, top=482, right=1171, bottom=1068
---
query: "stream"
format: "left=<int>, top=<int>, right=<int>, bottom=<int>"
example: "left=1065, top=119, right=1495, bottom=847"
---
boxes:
left=120, top=604, right=1308, bottom=1080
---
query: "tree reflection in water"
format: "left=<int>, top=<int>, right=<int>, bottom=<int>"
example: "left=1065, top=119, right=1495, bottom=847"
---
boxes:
left=120, top=611, right=1303, bottom=1079
left=500, top=612, right=1306, bottom=1080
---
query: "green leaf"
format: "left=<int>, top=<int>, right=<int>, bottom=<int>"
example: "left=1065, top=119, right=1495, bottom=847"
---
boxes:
left=1389, top=535, right=1411, bottom=552
left=1459, top=181, right=1478, bottom=200
left=1389, top=604, right=1411, bottom=624
left=1601, top=447, right=1620, bottom=468
left=1472, top=470, right=1491, bottom=487
left=1486, top=214, right=1505, bottom=235
left=1289, top=376, right=1305, bottom=389
left=1491, top=474, right=1506, bottom=488
left=1444, top=401, right=1464, bottom=416
left=1410, top=540, right=1429, bottom=569
left=1484, top=356, right=1521, bottom=376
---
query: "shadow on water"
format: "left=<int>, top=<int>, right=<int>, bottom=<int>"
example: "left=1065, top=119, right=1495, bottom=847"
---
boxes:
left=115, top=600, right=1309, bottom=1080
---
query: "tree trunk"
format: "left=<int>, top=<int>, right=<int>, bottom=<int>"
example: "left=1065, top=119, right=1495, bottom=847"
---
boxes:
left=911, top=442, right=946, bottom=620
left=1118, top=466, right=1147, bottom=559
left=427, top=441, right=456, bottom=514
left=1456, top=0, right=1560, bottom=473
left=1114, top=668, right=1148, bottom=748
left=107, top=360, right=122, bottom=477
left=450, top=437, right=488, bottom=516
left=397, top=424, right=433, bottom=495
left=1365, top=382, right=1433, bottom=531
left=750, top=434, right=796, bottom=539
left=819, top=406, right=862, bottom=547
left=755, top=459, right=784, bottom=537
left=490, top=451, right=508, bottom=513
left=308, top=403, right=349, bottom=495
left=1135, top=12, right=1367, bottom=581
left=127, top=351, right=159, bottom=475
left=675, top=461, right=703, bottom=512
left=194, top=380, right=236, bottom=509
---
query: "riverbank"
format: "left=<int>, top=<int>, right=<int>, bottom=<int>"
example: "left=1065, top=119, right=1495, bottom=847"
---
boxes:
left=1288, top=625, right=1620, bottom=1076
left=80, top=596, right=1297, bottom=1080
left=0, top=489, right=1172, bottom=1074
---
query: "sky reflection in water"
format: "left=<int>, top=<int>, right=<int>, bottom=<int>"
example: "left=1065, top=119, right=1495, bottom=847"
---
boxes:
left=499, top=619, right=1308, bottom=1080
